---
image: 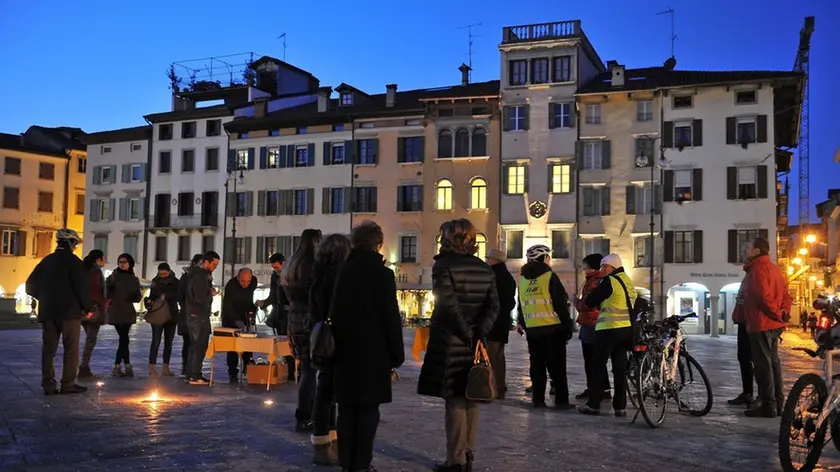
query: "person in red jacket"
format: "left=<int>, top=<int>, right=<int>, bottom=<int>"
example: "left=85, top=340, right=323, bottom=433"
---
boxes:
left=739, top=237, right=791, bottom=418
left=573, top=253, right=611, bottom=402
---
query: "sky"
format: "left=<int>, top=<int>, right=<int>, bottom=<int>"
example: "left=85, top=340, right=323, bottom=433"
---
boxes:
left=0, top=0, right=837, bottom=222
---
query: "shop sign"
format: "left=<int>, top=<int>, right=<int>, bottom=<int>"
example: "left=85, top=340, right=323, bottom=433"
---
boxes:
left=689, top=272, right=741, bottom=279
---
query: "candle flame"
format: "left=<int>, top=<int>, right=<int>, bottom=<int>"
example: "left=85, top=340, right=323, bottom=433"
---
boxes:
left=148, top=391, right=160, bottom=402
left=96, top=381, right=105, bottom=387
left=263, top=399, right=274, bottom=406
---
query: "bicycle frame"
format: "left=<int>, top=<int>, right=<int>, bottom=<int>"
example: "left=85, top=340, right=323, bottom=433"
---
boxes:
left=814, top=349, right=840, bottom=432
left=658, top=329, right=683, bottom=385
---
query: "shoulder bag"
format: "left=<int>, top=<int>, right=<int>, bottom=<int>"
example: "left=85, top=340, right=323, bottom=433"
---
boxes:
left=465, top=339, right=496, bottom=403
left=310, top=269, right=341, bottom=371
left=609, top=274, right=641, bottom=347
left=144, top=295, right=171, bottom=326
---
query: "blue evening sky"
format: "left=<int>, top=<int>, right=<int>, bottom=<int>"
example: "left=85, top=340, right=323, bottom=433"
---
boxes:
left=0, top=1, right=836, bottom=222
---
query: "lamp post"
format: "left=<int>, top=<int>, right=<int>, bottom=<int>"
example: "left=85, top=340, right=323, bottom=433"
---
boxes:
left=226, top=161, right=246, bottom=278
left=635, top=135, right=667, bottom=316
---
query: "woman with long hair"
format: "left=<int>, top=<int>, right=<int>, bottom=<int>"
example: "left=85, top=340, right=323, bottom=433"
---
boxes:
left=282, top=228, right=323, bottom=432
left=308, top=233, right=352, bottom=465
left=418, top=218, right=500, bottom=472
left=147, top=263, right=179, bottom=377
left=105, top=253, right=142, bottom=377
left=79, top=249, right=106, bottom=379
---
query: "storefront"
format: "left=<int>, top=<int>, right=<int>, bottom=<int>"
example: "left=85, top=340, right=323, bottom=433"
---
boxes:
left=399, top=289, right=433, bottom=323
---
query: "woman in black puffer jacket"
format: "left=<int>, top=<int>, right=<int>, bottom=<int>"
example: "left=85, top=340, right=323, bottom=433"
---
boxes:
left=105, top=253, right=142, bottom=378
left=418, top=218, right=500, bottom=472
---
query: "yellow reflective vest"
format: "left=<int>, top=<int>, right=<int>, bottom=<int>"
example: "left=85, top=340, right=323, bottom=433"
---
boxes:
left=596, top=272, right=637, bottom=331
left=519, top=272, right=561, bottom=329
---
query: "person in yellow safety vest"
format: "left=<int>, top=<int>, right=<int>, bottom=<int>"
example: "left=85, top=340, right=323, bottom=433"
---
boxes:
left=515, top=244, right=574, bottom=410
left=577, top=253, right=636, bottom=417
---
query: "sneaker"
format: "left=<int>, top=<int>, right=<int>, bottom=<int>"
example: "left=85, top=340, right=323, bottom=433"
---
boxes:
left=124, top=364, right=134, bottom=378
left=112, top=365, right=125, bottom=377
left=745, top=402, right=776, bottom=418
left=577, top=404, right=601, bottom=415
left=77, top=366, right=100, bottom=380
left=43, top=384, right=59, bottom=396
left=726, top=393, right=754, bottom=406
left=575, top=390, right=590, bottom=400
left=188, top=377, right=210, bottom=385
left=554, top=402, right=575, bottom=411
left=60, top=384, right=88, bottom=394
left=614, top=409, right=627, bottom=418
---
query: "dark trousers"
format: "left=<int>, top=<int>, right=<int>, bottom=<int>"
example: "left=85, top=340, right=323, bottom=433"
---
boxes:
left=526, top=329, right=569, bottom=404
left=312, top=368, right=337, bottom=437
left=80, top=322, right=100, bottom=369
left=187, top=315, right=211, bottom=379
left=484, top=341, right=507, bottom=399
left=285, top=355, right=296, bottom=382
left=736, top=323, right=754, bottom=396
left=113, top=324, right=132, bottom=365
left=337, top=403, right=380, bottom=470
left=42, top=318, right=81, bottom=388
left=180, top=333, right=192, bottom=373
left=296, top=356, right=316, bottom=422
left=581, top=340, right=611, bottom=394
left=226, top=352, right=253, bottom=376
left=749, top=328, right=784, bottom=406
left=586, top=327, right=631, bottom=410
left=149, top=322, right=176, bottom=364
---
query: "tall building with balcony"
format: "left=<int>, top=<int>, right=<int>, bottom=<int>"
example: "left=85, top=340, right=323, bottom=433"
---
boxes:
left=498, top=20, right=606, bottom=292
left=83, top=126, right=152, bottom=278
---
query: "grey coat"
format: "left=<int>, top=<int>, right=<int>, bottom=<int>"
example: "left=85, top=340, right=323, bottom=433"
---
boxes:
left=106, top=270, right=142, bottom=325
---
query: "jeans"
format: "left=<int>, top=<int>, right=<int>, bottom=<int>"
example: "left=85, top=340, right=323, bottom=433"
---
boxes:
left=42, top=318, right=81, bottom=389
left=484, top=341, right=507, bottom=399
left=736, top=323, right=754, bottom=396
left=444, top=397, right=479, bottom=466
left=149, top=322, right=176, bottom=364
left=80, top=322, right=100, bottom=369
left=581, top=338, right=611, bottom=394
left=586, top=327, right=632, bottom=410
left=296, top=357, right=316, bottom=422
left=337, top=404, right=380, bottom=470
left=312, top=367, right=337, bottom=437
left=749, top=328, right=784, bottom=406
left=181, top=333, right=192, bottom=373
left=187, top=315, right=211, bottom=379
left=526, top=329, right=569, bottom=404
left=114, top=324, right=132, bottom=365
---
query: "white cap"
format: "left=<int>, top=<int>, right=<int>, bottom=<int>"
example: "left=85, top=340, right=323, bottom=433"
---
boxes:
left=600, top=253, right=622, bottom=269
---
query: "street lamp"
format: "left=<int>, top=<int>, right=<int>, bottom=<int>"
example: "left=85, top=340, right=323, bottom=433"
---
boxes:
left=635, top=135, right=667, bottom=314
left=805, top=234, right=818, bottom=244
left=799, top=247, right=809, bottom=256
left=226, top=159, right=247, bottom=278
left=793, top=257, right=803, bottom=265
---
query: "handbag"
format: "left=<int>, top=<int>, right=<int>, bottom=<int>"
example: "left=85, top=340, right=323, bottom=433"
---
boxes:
left=310, top=267, right=343, bottom=371
left=465, top=340, right=496, bottom=403
left=144, top=295, right=171, bottom=326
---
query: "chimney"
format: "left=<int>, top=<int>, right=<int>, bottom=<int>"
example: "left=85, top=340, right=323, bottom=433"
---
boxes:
left=317, top=87, right=332, bottom=113
left=458, top=63, right=471, bottom=86
left=386, top=84, right=397, bottom=108
left=254, top=98, right=268, bottom=118
left=609, top=61, right=625, bottom=88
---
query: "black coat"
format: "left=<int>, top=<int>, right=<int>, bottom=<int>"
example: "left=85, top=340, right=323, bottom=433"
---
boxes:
left=282, top=265, right=315, bottom=358
left=26, top=247, right=93, bottom=321
left=176, top=267, right=193, bottom=335
left=221, top=276, right=257, bottom=328
left=148, top=274, right=180, bottom=325
left=105, top=269, right=142, bottom=326
left=308, top=263, right=340, bottom=331
left=417, top=252, right=500, bottom=399
left=262, top=271, right=290, bottom=335
left=486, top=262, right=517, bottom=343
left=331, top=248, right=404, bottom=405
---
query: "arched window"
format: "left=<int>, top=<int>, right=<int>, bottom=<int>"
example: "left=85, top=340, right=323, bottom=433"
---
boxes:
left=438, top=129, right=452, bottom=158
left=454, top=128, right=470, bottom=157
left=470, top=177, right=487, bottom=209
left=476, top=233, right=487, bottom=260
left=471, top=127, right=487, bottom=157
left=436, top=179, right=453, bottom=210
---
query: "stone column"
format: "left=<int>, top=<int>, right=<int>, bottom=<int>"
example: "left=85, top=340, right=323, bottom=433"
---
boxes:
left=709, top=295, right=719, bottom=338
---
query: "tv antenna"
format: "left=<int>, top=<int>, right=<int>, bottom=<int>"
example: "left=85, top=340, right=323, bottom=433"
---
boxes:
left=458, top=23, right=482, bottom=81
left=277, top=33, right=287, bottom=61
left=657, top=8, right=677, bottom=58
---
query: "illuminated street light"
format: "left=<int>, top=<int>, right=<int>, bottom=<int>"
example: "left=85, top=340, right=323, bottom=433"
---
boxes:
left=817, top=280, right=825, bottom=286
left=810, top=275, right=817, bottom=282
left=787, top=266, right=795, bottom=275
left=793, top=257, right=802, bottom=265
left=805, top=234, right=818, bottom=244
left=799, top=248, right=809, bottom=256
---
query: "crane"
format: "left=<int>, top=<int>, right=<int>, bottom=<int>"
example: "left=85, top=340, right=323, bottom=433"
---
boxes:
left=795, top=16, right=814, bottom=227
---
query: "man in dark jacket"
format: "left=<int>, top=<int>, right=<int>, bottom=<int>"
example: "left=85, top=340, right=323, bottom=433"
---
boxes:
left=484, top=248, right=516, bottom=400
left=26, top=229, right=94, bottom=395
left=256, top=253, right=295, bottom=380
left=222, top=268, right=258, bottom=381
left=515, top=244, right=574, bottom=409
left=185, top=251, right=220, bottom=385
left=177, top=254, right=204, bottom=376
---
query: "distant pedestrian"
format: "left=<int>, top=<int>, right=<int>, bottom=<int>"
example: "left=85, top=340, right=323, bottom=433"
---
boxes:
left=185, top=251, right=221, bottom=385
left=79, top=249, right=107, bottom=380
left=106, top=253, right=142, bottom=378
left=484, top=248, right=516, bottom=400
left=808, top=312, right=818, bottom=338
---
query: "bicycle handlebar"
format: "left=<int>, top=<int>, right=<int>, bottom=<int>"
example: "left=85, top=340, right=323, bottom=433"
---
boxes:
left=793, top=347, right=821, bottom=359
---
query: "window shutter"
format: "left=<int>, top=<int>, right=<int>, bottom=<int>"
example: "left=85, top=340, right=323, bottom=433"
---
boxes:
left=417, top=137, right=425, bottom=163
left=306, top=188, right=315, bottom=214
left=121, top=165, right=131, bottom=183
left=344, top=140, right=356, bottom=164
left=277, top=190, right=287, bottom=216
left=653, top=184, right=662, bottom=214
left=726, top=167, right=737, bottom=200
left=256, top=237, right=265, bottom=264
left=322, top=188, right=330, bottom=214
left=601, top=187, right=611, bottom=215
left=664, top=231, right=674, bottom=263
left=16, top=231, right=27, bottom=256
left=139, top=197, right=145, bottom=219
left=501, top=165, right=510, bottom=195
left=247, top=148, right=255, bottom=169
left=502, top=107, right=511, bottom=132
left=307, top=143, right=316, bottom=167
left=227, top=149, right=236, bottom=172
left=109, top=198, right=116, bottom=221
left=259, top=147, right=268, bottom=169
left=692, top=169, right=703, bottom=201
left=140, top=163, right=147, bottom=182
left=725, top=117, right=736, bottom=145
left=603, top=239, right=611, bottom=255
left=397, top=137, right=406, bottom=163
left=662, top=121, right=674, bottom=148
left=278, top=146, right=287, bottom=168
left=547, top=103, right=556, bottom=129
left=90, top=200, right=99, bottom=222
left=757, top=166, right=768, bottom=199
left=245, top=192, right=254, bottom=216
left=523, top=165, right=530, bottom=193
left=727, top=230, right=738, bottom=263
left=522, top=105, right=530, bottom=130
left=286, top=145, right=295, bottom=167
left=759, top=229, right=769, bottom=241
left=582, top=187, right=593, bottom=215
left=371, top=139, right=379, bottom=164
left=569, top=165, right=576, bottom=188
left=692, top=119, right=703, bottom=147
left=226, top=193, right=236, bottom=217
left=663, top=170, right=674, bottom=202
left=119, top=198, right=128, bottom=221
left=569, top=104, right=576, bottom=128
left=601, top=140, right=611, bottom=169
left=323, top=142, right=331, bottom=166
left=371, top=187, right=378, bottom=212
left=257, top=191, right=266, bottom=216
left=625, top=185, right=636, bottom=215
left=693, top=230, right=703, bottom=263
left=243, top=237, right=252, bottom=264
left=757, top=114, right=768, bottom=143
left=109, top=165, right=117, bottom=183
left=345, top=187, right=354, bottom=213
left=396, top=186, right=404, bottom=212
left=547, top=165, right=554, bottom=194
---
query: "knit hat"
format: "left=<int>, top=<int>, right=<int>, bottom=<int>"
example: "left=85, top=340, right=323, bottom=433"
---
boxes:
left=600, top=253, right=622, bottom=269
left=158, top=262, right=172, bottom=272
left=486, top=248, right=506, bottom=262
left=582, top=253, right=604, bottom=270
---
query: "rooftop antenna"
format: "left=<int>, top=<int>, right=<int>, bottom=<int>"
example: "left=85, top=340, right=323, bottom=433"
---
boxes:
left=277, top=33, right=287, bottom=61
left=657, top=8, right=677, bottom=58
left=458, top=23, right=482, bottom=81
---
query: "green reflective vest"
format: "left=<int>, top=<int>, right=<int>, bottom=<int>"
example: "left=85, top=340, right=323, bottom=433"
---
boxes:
left=596, top=272, right=637, bottom=331
left=519, top=272, right=561, bottom=329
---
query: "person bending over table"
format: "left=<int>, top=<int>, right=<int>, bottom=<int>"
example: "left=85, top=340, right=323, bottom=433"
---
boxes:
left=221, top=268, right=258, bottom=382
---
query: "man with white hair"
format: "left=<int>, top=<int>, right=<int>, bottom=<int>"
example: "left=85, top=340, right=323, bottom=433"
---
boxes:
left=577, top=253, right=636, bottom=417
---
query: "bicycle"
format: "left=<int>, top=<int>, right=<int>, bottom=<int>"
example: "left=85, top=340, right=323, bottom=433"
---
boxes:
left=633, top=312, right=714, bottom=429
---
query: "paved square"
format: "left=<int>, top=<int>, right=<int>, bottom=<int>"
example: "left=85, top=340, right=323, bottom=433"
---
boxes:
left=0, top=324, right=835, bottom=471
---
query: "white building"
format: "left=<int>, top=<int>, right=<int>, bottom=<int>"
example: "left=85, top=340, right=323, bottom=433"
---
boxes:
left=83, top=126, right=152, bottom=278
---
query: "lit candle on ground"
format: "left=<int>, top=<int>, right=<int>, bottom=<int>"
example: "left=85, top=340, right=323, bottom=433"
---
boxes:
left=264, top=399, right=274, bottom=406
left=148, top=391, right=160, bottom=402
left=96, top=381, right=104, bottom=388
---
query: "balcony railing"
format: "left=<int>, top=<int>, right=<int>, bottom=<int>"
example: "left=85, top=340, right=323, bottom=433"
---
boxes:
left=151, top=214, right=218, bottom=229
left=502, top=20, right=581, bottom=44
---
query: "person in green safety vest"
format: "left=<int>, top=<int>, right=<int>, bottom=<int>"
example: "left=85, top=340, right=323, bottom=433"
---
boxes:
left=577, top=253, right=636, bottom=417
left=515, top=244, right=574, bottom=410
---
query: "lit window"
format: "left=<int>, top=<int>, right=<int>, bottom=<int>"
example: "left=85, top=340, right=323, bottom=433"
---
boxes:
left=476, top=234, right=487, bottom=260
left=470, top=178, right=487, bottom=209
left=551, top=164, right=571, bottom=193
left=436, top=179, right=453, bottom=210
left=506, top=166, right=525, bottom=195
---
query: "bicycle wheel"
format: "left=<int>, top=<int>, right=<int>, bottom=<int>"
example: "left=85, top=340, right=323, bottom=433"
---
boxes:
left=779, top=373, right=828, bottom=472
left=676, top=352, right=713, bottom=417
left=637, top=350, right=667, bottom=429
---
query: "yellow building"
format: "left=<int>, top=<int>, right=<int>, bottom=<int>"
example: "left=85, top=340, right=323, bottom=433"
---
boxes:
left=0, top=127, right=86, bottom=312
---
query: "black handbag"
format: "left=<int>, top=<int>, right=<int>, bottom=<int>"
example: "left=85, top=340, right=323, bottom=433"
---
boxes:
left=465, top=340, right=496, bottom=403
left=144, top=295, right=171, bottom=326
left=310, top=269, right=342, bottom=371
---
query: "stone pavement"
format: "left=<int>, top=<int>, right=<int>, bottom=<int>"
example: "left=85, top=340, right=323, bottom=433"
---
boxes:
left=0, top=325, right=838, bottom=472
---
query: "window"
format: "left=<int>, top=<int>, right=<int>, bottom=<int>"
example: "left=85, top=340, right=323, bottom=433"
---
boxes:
left=227, top=237, right=250, bottom=264
left=257, top=190, right=276, bottom=216
left=637, top=100, right=653, bottom=121
left=206, top=119, right=221, bottom=136
left=130, top=164, right=143, bottom=182
left=330, top=144, right=345, bottom=165
left=206, top=148, right=219, bottom=171
left=353, top=187, right=378, bottom=213
left=333, top=124, right=344, bottom=132
left=102, top=146, right=112, bottom=154
left=454, top=129, right=469, bottom=157
left=93, top=235, right=108, bottom=255
left=400, top=236, right=418, bottom=263
left=39, top=163, right=55, bottom=181
left=583, top=187, right=610, bottom=216
left=98, top=165, right=113, bottom=184
left=2, top=187, right=19, bottom=209
left=470, top=178, right=487, bottom=209
left=674, top=170, right=693, bottom=201
left=585, top=103, right=601, bottom=124
left=735, top=90, right=757, bottom=105
left=236, top=149, right=248, bottom=169
left=438, top=130, right=452, bottom=158
left=123, top=234, right=138, bottom=260
left=397, top=185, right=422, bottom=212
left=181, top=121, right=196, bottom=139
left=509, top=60, right=527, bottom=85
left=202, top=235, right=215, bottom=253
left=159, top=124, right=173, bottom=140
left=476, top=234, right=487, bottom=260
left=672, top=95, right=693, bottom=109
left=635, top=138, right=654, bottom=166
left=177, top=236, right=191, bottom=261
left=132, top=143, right=142, bottom=152
left=97, top=198, right=111, bottom=221
left=256, top=236, right=277, bottom=264
left=293, top=189, right=307, bottom=215
left=75, top=193, right=85, bottom=215
left=358, top=139, right=377, bottom=164
left=239, top=133, right=249, bottom=139
left=77, top=157, right=86, bottom=173
left=4, top=157, right=21, bottom=175
left=552, top=103, right=572, bottom=128
left=340, top=93, right=353, bottom=106
left=261, top=147, right=278, bottom=169
left=327, top=187, right=345, bottom=214
left=551, top=231, right=571, bottom=259
left=736, top=229, right=762, bottom=264
left=553, top=56, right=571, bottom=82
left=181, top=150, right=195, bottom=172
left=154, top=236, right=167, bottom=261
left=178, top=192, right=194, bottom=216
left=583, top=141, right=602, bottom=170
left=235, top=192, right=249, bottom=217
left=33, top=231, right=51, bottom=258
left=159, top=151, right=172, bottom=173
left=128, top=197, right=141, bottom=220
left=635, top=237, right=653, bottom=267
left=400, top=137, right=423, bottom=163
left=1, top=230, right=19, bottom=256
left=37, top=191, right=53, bottom=212
left=436, top=179, right=453, bottom=210
left=297, top=127, right=307, bottom=135
left=471, top=128, right=487, bottom=157
left=673, top=231, right=694, bottom=263
left=294, top=146, right=308, bottom=167
left=505, top=230, right=524, bottom=259
left=737, top=167, right=758, bottom=199
left=505, top=165, right=526, bottom=195
left=583, top=237, right=610, bottom=256
left=507, top=106, right=527, bottom=131
left=550, top=164, right=571, bottom=194
left=736, top=117, right=756, bottom=144
left=629, top=184, right=654, bottom=215
left=674, top=122, right=693, bottom=148
left=531, top=58, right=549, bottom=84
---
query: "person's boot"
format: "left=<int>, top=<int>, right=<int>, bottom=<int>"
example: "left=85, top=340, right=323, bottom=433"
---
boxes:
left=124, top=364, right=134, bottom=377
left=575, top=389, right=590, bottom=400
left=295, top=419, right=313, bottom=432
left=60, top=383, right=88, bottom=394
left=311, top=435, right=339, bottom=466
left=465, top=449, right=474, bottom=472
left=112, top=365, right=125, bottom=377
left=726, top=393, right=754, bottom=406
left=161, top=364, right=175, bottom=376
left=149, top=364, right=160, bottom=378
left=745, top=401, right=777, bottom=418
left=42, top=382, right=59, bottom=396
left=229, top=370, right=239, bottom=384
left=601, top=391, right=612, bottom=403
left=77, top=366, right=99, bottom=380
